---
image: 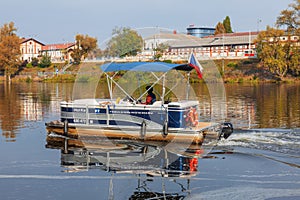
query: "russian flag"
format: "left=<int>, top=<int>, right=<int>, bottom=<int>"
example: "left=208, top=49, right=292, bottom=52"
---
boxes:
left=188, top=53, right=203, bottom=79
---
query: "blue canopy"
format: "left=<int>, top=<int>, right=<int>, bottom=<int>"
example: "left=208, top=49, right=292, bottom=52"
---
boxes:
left=100, top=62, right=192, bottom=72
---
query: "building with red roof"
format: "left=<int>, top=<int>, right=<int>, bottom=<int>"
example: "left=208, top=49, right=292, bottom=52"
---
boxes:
left=41, top=42, right=75, bottom=62
left=20, top=38, right=75, bottom=63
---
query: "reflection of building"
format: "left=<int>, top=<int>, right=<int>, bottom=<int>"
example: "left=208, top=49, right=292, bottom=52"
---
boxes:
left=226, top=96, right=256, bottom=129
left=187, top=25, right=215, bottom=38
left=20, top=38, right=44, bottom=62
left=20, top=95, right=43, bottom=121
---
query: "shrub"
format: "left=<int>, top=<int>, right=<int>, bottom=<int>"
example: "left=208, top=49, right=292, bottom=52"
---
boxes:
left=227, top=62, right=238, bottom=68
left=31, top=58, right=39, bottom=67
left=39, top=54, right=52, bottom=68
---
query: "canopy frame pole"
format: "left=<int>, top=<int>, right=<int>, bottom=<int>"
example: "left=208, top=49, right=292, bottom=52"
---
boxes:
left=161, top=74, right=166, bottom=104
left=164, top=71, right=185, bottom=100
left=105, top=72, right=136, bottom=103
left=105, top=72, right=118, bottom=101
left=186, top=72, right=191, bottom=100
left=106, top=74, right=112, bottom=100
left=135, top=72, right=167, bottom=102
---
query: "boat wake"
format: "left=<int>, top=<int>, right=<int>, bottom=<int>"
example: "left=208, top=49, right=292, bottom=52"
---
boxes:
left=219, top=128, right=300, bottom=155
left=215, top=128, right=300, bottom=168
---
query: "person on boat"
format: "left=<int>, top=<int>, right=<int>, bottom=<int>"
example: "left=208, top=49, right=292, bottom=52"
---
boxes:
left=145, top=86, right=156, bottom=105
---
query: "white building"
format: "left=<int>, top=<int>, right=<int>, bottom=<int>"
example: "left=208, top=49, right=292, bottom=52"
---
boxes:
left=142, top=31, right=259, bottom=60
left=20, top=38, right=44, bottom=62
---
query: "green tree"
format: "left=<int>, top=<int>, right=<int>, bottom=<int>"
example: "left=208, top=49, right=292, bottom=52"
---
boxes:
left=71, top=34, right=98, bottom=64
left=223, top=16, right=233, bottom=33
left=214, top=22, right=226, bottom=35
left=39, top=54, right=51, bottom=68
left=106, top=27, right=143, bottom=57
left=0, top=22, right=21, bottom=82
left=154, top=43, right=169, bottom=60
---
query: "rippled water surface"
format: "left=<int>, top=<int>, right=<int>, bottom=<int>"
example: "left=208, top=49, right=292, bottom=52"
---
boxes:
left=0, top=82, right=299, bottom=200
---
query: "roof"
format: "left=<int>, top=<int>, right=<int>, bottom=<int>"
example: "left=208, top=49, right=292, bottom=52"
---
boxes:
left=100, top=62, right=191, bottom=72
left=144, top=32, right=200, bottom=41
left=144, top=31, right=260, bottom=48
left=20, top=38, right=45, bottom=46
left=169, top=32, right=259, bottom=48
left=42, top=43, right=75, bottom=51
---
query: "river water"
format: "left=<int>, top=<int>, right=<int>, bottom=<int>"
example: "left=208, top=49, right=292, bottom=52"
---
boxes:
left=0, top=82, right=299, bottom=200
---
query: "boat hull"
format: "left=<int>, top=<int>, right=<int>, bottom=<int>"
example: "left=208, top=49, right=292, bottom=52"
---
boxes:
left=46, top=121, right=221, bottom=144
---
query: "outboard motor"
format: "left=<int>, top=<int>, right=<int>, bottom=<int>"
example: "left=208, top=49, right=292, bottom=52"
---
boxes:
left=221, top=122, right=233, bottom=139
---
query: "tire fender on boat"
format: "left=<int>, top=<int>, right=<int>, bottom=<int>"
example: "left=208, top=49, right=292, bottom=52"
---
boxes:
left=63, top=120, right=68, bottom=135
left=162, top=120, right=168, bottom=137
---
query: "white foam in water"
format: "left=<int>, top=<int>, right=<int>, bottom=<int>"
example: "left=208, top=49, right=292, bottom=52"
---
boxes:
left=189, top=186, right=300, bottom=200
left=218, top=128, right=300, bottom=155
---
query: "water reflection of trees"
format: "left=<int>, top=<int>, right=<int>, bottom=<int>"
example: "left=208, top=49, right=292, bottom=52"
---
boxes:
left=226, top=83, right=300, bottom=129
left=0, top=83, right=74, bottom=142
left=0, top=84, right=22, bottom=141
left=1, top=82, right=299, bottom=141
left=255, top=84, right=300, bottom=128
left=192, top=83, right=300, bottom=129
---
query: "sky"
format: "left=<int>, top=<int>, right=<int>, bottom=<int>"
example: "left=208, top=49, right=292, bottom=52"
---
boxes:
left=0, top=0, right=294, bottom=48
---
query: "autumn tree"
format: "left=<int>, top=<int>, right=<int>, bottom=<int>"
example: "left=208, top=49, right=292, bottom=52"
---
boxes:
left=256, top=26, right=288, bottom=79
left=256, top=0, right=300, bottom=78
left=223, top=16, right=233, bottom=33
left=71, top=34, right=98, bottom=64
left=106, top=27, right=143, bottom=57
left=0, top=22, right=21, bottom=82
left=214, top=22, right=226, bottom=35
left=276, top=0, right=300, bottom=76
left=276, top=0, right=299, bottom=34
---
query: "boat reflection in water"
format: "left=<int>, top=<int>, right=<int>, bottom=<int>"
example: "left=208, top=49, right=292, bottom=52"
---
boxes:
left=46, top=132, right=209, bottom=199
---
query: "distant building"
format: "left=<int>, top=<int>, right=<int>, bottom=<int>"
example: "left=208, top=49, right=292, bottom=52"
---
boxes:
left=41, top=43, right=75, bottom=62
left=142, top=31, right=260, bottom=60
left=143, top=32, right=196, bottom=58
left=168, top=31, right=259, bottom=59
left=20, top=38, right=45, bottom=62
left=187, top=25, right=215, bottom=38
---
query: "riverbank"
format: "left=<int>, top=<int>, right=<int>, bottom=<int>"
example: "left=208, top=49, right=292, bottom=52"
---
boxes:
left=1, top=59, right=299, bottom=83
